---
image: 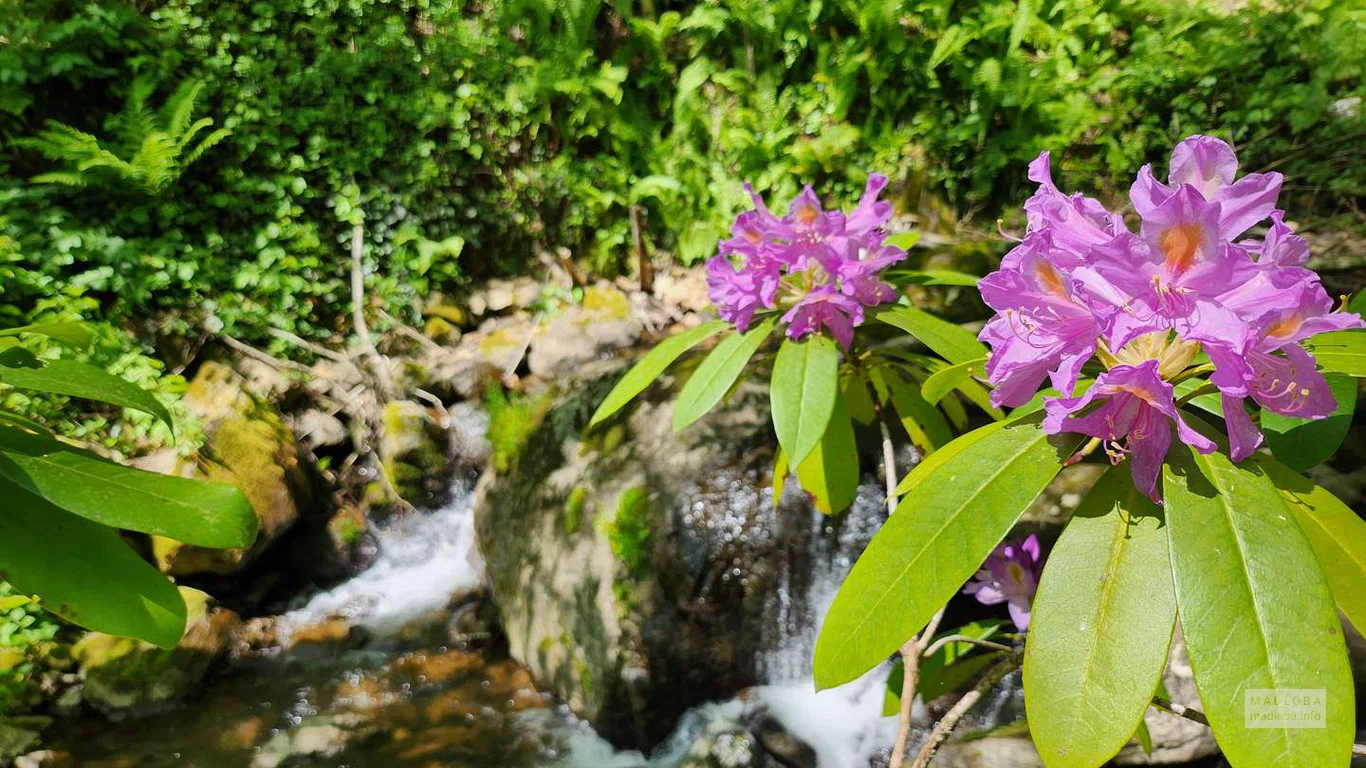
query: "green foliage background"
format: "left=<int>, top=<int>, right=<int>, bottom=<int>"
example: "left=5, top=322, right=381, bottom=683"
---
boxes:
left=2, top=0, right=1362, bottom=356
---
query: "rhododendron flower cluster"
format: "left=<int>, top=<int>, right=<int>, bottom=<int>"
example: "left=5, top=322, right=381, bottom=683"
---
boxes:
left=980, top=136, right=1363, bottom=499
left=964, top=534, right=1042, bottom=631
left=706, top=175, right=907, bottom=348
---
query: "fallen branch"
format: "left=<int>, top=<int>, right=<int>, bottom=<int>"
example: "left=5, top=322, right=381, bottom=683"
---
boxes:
left=350, top=221, right=395, bottom=399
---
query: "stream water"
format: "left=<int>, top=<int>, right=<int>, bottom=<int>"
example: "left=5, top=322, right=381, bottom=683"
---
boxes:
left=51, top=475, right=913, bottom=767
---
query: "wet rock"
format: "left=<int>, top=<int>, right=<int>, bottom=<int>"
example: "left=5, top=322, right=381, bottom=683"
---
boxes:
left=380, top=400, right=452, bottom=504
left=475, top=372, right=840, bottom=750
left=527, top=284, right=642, bottom=379
left=250, top=713, right=380, bottom=768
left=72, top=588, right=238, bottom=713
left=153, top=362, right=327, bottom=576
left=750, top=714, right=817, bottom=768
left=0, top=717, right=50, bottom=762
left=930, top=736, right=1042, bottom=768
left=292, top=408, right=348, bottom=450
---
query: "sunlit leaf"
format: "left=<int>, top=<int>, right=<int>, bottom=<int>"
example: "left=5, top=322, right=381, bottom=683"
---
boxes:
left=875, top=305, right=988, bottom=365
left=1303, top=330, right=1366, bottom=377
left=795, top=393, right=858, bottom=514
left=0, top=359, right=172, bottom=427
left=869, top=366, right=952, bottom=457
left=1025, top=467, right=1175, bottom=768
left=672, top=319, right=775, bottom=431
left=590, top=320, right=728, bottom=426
left=0, top=479, right=186, bottom=649
left=1164, top=446, right=1353, bottom=768
left=921, top=356, right=987, bottom=404
left=0, top=322, right=94, bottom=348
left=813, top=416, right=1079, bottom=689
left=1258, top=456, right=1366, bottom=632
left=771, top=336, right=840, bottom=470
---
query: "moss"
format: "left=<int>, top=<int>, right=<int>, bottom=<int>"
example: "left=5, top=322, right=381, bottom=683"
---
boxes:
left=580, top=286, right=631, bottom=320
left=484, top=386, right=551, bottom=473
left=604, top=486, right=652, bottom=577
left=563, top=486, right=589, bottom=534
left=479, top=328, right=523, bottom=357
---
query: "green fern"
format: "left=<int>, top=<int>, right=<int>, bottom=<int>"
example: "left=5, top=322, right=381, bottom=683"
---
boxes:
left=18, top=77, right=228, bottom=194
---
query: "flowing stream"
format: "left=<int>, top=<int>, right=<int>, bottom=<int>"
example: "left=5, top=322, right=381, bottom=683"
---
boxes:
left=52, top=460, right=922, bottom=767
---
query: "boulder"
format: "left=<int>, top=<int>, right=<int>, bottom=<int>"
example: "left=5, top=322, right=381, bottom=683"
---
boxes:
left=526, top=284, right=642, bottom=379
left=152, top=362, right=326, bottom=576
left=930, top=736, right=1042, bottom=768
left=474, top=372, right=847, bottom=750
left=72, top=588, right=238, bottom=713
left=0, top=718, right=50, bottom=763
left=250, top=713, right=379, bottom=768
left=379, top=400, right=452, bottom=505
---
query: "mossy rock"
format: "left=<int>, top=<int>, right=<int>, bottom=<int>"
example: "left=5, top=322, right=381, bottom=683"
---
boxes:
left=379, top=400, right=451, bottom=504
left=0, top=717, right=51, bottom=762
left=153, top=362, right=326, bottom=576
left=72, top=588, right=239, bottom=713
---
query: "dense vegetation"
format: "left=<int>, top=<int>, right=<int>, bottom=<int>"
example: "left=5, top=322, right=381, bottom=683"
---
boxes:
left=1, top=0, right=1362, bottom=427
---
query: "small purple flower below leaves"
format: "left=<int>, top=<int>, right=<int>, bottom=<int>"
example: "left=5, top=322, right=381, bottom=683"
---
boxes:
left=964, top=534, right=1042, bottom=631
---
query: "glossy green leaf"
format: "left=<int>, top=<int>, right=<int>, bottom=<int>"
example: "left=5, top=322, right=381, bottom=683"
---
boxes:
left=921, top=357, right=987, bottom=405
left=1261, top=374, right=1356, bottom=472
left=894, top=417, right=1009, bottom=496
left=1025, top=468, right=1176, bottom=768
left=841, top=369, right=877, bottom=425
left=1349, top=291, right=1366, bottom=315
left=0, top=426, right=258, bottom=548
left=875, top=305, right=988, bottom=365
left=870, top=366, right=952, bottom=457
left=672, top=319, right=775, bottom=432
left=813, top=416, right=1079, bottom=689
left=794, top=394, right=858, bottom=515
left=1303, top=330, right=1366, bottom=377
left=590, top=320, right=728, bottom=426
left=771, top=336, right=840, bottom=470
left=0, top=359, right=172, bottom=427
left=1259, top=456, right=1366, bottom=632
left=1134, top=721, right=1154, bottom=756
left=1165, top=446, right=1353, bottom=768
left=0, top=322, right=94, bottom=348
left=884, top=232, right=923, bottom=251
left=0, top=479, right=186, bottom=649
left=893, top=269, right=980, bottom=287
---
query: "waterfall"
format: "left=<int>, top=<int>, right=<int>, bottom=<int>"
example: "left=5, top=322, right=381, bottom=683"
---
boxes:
left=275, top=480, right=484, bottom=641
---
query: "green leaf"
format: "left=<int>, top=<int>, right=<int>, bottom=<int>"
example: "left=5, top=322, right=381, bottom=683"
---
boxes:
left=672, top=319, right=775, bottom=432
left=771, top=336, right=840, bottom=470
left=1164, top=446, right=1353, bottom=768
left=794, top=393, right=858, bottom=515
left=1025, top=467, right=1176, bottom=768
left=894, top=417, right=1008, bottom=496
left=841, top=369, right=877, bottom=425
left=875, top=306, right=988, bottom=365
left=870, top=366, right=952, bottom=457
left=0, top=426, right=258, bottom=548
left=0, top=322, right=94, bottom=348
left=813, top=416, right=1080, bottom=689
left=1134, top=720, right=1154, bottom=756
left=1303, top=330, right=1366, bottom=377
left=590, top=320, right=728, bottom=426
left=0, top=479, right=186, bottom=649
left=921, top=357, right=987, bottom=405
left=0, top=359, right=172, bottom=427
left=1261, top=374, right=1356, bottom=472
left=893, top=269, right=980, bottom=287
left=1258, top=456, right=1366, bottom=632
left=884, top=232, right=922, bottom=251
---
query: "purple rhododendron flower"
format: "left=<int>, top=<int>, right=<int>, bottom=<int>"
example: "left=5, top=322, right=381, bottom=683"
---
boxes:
left=979, top=135, right=1364, bottom=498
left=705, top=174, right=907, bottom=347
left=964, top=534, right=1042, bottom=631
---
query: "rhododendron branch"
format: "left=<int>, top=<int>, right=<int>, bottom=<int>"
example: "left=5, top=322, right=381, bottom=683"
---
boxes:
left=920, top=634, right=1014, bottom=658
left=889, top=607, right=946, bottom=768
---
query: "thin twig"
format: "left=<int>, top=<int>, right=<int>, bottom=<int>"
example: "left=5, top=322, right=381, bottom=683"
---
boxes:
left=379, top=309, right=453, bottom=357
left=910, top=655, right=1020, bottom=768
left=1150, top=697, right=1210, bottom=726
left=220, top=334, right=311, bottom=375
left=890, top=608, right=947, bottom=768
left=879, top=413, right=899, bottom=515
left=920, top=634, right=1014, bottom=659
left=350, top=221, right=395, bottom=399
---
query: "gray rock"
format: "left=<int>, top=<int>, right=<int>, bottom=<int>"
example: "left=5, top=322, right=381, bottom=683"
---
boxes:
left=250, top=714, right=378, bottom=768
left=930, top=736, right=1042, bottom=768
left=527, top=285, right=642, bottom=379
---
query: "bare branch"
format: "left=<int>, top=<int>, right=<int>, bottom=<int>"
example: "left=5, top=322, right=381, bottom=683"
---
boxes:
left=920, top=634, right=1014, bottom=660
left=910, top=655, right=1020, bottom=768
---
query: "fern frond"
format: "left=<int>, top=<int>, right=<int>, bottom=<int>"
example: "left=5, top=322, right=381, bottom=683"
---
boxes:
left=182, top=127, right=230, bottom=166
left=164, top=80, right=205, bottom=139
left=175, top=117, right=214, bottom=152
left=29, top=171, right=88, bottom=187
